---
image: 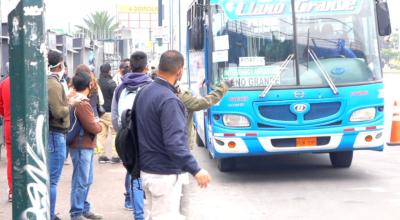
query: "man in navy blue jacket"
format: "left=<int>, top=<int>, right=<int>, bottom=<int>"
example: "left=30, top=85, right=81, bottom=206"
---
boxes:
left=136, top=50, right=211, bottom=219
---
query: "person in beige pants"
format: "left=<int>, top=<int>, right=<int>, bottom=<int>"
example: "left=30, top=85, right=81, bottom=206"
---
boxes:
left=97, top=112, right=118, bottom=162
left=97, top=63, right=119, bottom=163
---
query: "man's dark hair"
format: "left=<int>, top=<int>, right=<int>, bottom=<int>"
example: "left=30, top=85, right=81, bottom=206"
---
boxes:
left=100, top=63, right=112, bottom=74
left=73, top=72, right=91, bottom=92
left=130, top=51, right=147, bottom=73
left=119, top=59, right=130, bottom=76
left=48, top=51, right=63, bottom=69
left=158, top=50, right=184, bottom=74
left=75, top=64, right=91, bottom=76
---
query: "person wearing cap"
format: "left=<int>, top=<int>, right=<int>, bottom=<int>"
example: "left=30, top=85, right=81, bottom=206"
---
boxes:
left=0, top=62, right=12, bottom=203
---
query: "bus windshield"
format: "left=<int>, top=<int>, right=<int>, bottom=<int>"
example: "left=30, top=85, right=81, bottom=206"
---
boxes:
left=210, top=0, right=382, bottom=89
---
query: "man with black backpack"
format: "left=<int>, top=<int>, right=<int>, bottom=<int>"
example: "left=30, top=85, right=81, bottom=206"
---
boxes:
left=111, top=51, right=151, bottom=219
left=136, top=50, right=211, bottom=219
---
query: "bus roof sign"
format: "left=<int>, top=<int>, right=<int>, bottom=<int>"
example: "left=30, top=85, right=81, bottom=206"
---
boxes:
left=210, top=0, right=362, bottom=19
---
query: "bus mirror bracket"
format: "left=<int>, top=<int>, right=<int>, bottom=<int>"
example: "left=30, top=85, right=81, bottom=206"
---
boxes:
left=376, top=1, right=392, bottom=36
left=191, top=1, right=208, bottom=50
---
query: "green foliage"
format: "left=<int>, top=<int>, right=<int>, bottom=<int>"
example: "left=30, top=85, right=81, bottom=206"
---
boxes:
left=381, top=48, right=399, bottom=61
left=76, top=11, right=119, bottom=40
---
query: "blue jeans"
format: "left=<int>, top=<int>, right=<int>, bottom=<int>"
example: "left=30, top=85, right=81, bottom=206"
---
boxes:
left=130, top=176, right=145, bottom=220
left=48, top=132, right=67, bottom=220
left=69, top=148, right=94, bottom=217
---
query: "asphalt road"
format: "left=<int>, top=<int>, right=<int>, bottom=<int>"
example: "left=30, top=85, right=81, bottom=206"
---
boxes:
left=1, top=73, right=400, bottom=220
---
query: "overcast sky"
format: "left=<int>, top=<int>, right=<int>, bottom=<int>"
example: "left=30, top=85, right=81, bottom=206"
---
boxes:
left=1, top=0, right=400, bottom=31
left=1, top=0, right=158, bottom=31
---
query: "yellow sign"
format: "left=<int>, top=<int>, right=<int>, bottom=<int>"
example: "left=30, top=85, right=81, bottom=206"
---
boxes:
left=147, top=41, right=154, bottom=49
left=118, top=5, right=158, bottom=14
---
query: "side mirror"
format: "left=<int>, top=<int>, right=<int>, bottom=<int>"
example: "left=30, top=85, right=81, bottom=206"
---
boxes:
left=192, top=16, right=204, bottom=50
left=190, top=2, right=205, bottom=51
left=376, top=1, right=392, bottom=36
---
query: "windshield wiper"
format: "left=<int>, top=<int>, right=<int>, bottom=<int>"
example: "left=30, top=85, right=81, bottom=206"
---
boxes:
left=308, top=49, right=339, bottom=95
left=259, top=54, right=294, bottom=98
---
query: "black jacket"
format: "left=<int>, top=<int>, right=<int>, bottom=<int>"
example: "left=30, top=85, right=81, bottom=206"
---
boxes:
left=98, top=73, right=117, bottom=112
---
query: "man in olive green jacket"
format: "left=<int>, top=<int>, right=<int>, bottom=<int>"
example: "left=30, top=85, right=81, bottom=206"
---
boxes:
left=178, top=79, right=233, bottom=216
left=178, top=80, right=232, bottom=150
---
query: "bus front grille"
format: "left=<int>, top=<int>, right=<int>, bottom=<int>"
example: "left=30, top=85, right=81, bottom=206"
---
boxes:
left=304, top=102, right=341, bottom=121
left=258, top=105, right=297, bottom=121
left=258, top=102, right=341, bottom=122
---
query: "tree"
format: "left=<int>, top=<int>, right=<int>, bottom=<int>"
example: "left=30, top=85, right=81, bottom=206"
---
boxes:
left=76, top=11, right=119, bottom=40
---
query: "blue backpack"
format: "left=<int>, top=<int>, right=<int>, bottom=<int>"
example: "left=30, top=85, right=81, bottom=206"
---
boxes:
left=66, top=106, right=84, bottom=146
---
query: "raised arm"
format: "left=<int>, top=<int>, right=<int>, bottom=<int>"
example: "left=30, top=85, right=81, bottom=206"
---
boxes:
left=179, top=82, right=229, bottom=112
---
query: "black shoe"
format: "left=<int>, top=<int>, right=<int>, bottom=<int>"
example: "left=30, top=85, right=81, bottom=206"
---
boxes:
left=71, top=215, right=85, bottom=220
left=54, top=214, right=62, bottom=220
left=83, top=211, right=102, bottom=220
left=98, top=156, right=110, bottom=164
left=110, top=157, right=121, bottom=164
left=8, top=193, right=12, bottom=203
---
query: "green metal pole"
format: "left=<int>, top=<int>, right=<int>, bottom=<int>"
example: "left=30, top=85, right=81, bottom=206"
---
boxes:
left=8, top=0, right=49, bottom=219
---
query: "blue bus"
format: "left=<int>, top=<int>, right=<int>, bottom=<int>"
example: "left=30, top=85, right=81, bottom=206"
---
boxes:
left=186, top=0, right=391, bottom=171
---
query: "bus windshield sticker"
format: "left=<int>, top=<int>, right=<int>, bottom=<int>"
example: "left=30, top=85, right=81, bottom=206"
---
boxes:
left=212, top=50, right=229, bottom=63
left=223, top=66, right=281, bottom=87
left=210, top=0, right=363, bottom=19
left=239, top=57, right=265, bottom=67
left=214, top=35, right=230, bottom=51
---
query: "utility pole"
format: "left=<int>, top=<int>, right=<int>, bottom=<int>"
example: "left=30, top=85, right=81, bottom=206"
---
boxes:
left=8, top=0, right=49, bottom=219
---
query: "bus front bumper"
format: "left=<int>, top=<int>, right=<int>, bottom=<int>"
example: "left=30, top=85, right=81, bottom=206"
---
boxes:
left=211, top=126, right=384, bottom=158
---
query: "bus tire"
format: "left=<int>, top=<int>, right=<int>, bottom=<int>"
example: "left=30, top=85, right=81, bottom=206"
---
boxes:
left=329, top=151, right=353, bottom=168
left=217, top=158, right=236, bottom=172
left=196, top=133, right=204, bottom=147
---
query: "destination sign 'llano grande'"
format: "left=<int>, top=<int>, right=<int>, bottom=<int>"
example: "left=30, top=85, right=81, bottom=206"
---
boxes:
left=210, top=0, right=362, bottom=19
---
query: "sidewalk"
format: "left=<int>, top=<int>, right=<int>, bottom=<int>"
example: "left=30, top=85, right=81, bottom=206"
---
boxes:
left=0, top=148, right=132, bottom=220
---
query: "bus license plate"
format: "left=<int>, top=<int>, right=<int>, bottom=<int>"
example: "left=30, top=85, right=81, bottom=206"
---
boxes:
left=296, top=137, right=317, bottom=147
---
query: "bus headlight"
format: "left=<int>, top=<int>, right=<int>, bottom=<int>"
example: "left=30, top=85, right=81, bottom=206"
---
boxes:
left=350, top=108, right=376, bottom=122
left=223, top=114, right=250, bottom=127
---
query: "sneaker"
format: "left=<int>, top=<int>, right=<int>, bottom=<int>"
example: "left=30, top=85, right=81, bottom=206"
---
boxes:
left=110, top=157, right=121, bottom=164
left=98, top=156, right=110, bottom=164
left=71, top=215, right=85, bottom=220
left=8, top=193, right=12, bottom=203
left=83, top=211, right=102, bottom=220
left=54, top=214, right=62, bottom=220
left=124, top=201, right=133, bottom=211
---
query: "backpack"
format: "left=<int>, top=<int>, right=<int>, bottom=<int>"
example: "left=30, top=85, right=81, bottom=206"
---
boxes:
left=66, top=106, right=84, bottom=146
left=117, top=87, right=140, bottom=128
left=115, top=87, right=142, bottom=178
